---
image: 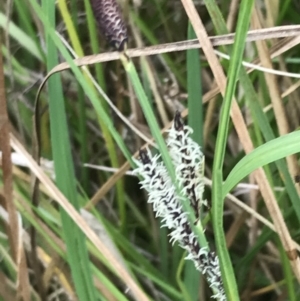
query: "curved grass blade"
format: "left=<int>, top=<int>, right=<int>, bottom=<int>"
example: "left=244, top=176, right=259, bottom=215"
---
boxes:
left=224, top=130, right=300, bottom=196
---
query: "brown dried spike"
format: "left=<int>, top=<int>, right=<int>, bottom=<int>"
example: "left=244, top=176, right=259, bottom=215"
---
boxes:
left=91, top=0, right=128, bottom=51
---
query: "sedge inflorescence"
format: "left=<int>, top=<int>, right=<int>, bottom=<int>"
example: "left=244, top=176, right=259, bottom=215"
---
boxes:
left=90, top=0, right=128, bottom=51
left=134, top=112, right=226, bottom=300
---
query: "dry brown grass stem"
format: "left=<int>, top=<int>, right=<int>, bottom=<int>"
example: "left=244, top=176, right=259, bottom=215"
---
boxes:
left=0, top=38, right=31, bottom=301
left=129, top=19, right=169, bottom=126
left=226, top=0, right=240, bottom=31
left=180, top=0, right=300, bottom=283
left=35, top=26, right=300, bottom=151
left=0, top=38, right=18, bottom=264
left=48, top=25, right=300, bottom=75
left=252, top=8, right=300, bottom=196
left=9, top=134, right=150, bottom=301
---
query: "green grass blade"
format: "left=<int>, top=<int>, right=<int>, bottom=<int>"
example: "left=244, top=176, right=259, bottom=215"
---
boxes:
left=58, top=0, right=126, bottom=228
left=210, top=0, right=255, bottom=300
left=0, top=12, right=43, bottom=61
left=204, top=0, right=300, bottom=223
left=27, top=0, right=132, bottom=161
left=121, top=56, right=176, bottom=179
left=203, top=2, right=300, bottom=297
left=238, top=72, right=300, bottom=223
left=278, top=239, right=296, bottom=301
left=121, top=55, right=208, bottom=246
left=41, top=1, right=97, bottom=300
left=224, top=131, right=300, bottom=195
left=57, top=0, right=90, bottom=192
left=187, top=22, right=203, bottom=146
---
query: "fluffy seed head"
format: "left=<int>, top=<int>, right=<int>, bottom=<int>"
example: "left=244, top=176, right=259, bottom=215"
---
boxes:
left=91, top=0, right=128, bottom=51
left=134, top=145, right=225, bottom=300
left=133, top=115, right=226, bottom=300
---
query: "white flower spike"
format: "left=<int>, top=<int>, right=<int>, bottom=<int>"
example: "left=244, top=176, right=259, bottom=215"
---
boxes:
left=133, top=112, right=226, bottom=301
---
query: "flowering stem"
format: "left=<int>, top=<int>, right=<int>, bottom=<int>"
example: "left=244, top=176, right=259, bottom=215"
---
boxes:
left=121, top=54, right=206, bottom=244
left=122, top=51, right=227, bottom=299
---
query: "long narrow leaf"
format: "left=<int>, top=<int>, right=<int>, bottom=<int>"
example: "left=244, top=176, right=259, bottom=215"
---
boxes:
left=224, top=131, right=300, bottom=195
left=210, top=0, right=255, bottom=300
left=41, top=1, right=97, bottom=300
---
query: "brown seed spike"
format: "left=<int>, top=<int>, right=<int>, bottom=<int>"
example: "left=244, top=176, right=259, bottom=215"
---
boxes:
left=90, top=0, right=128, bottom=51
